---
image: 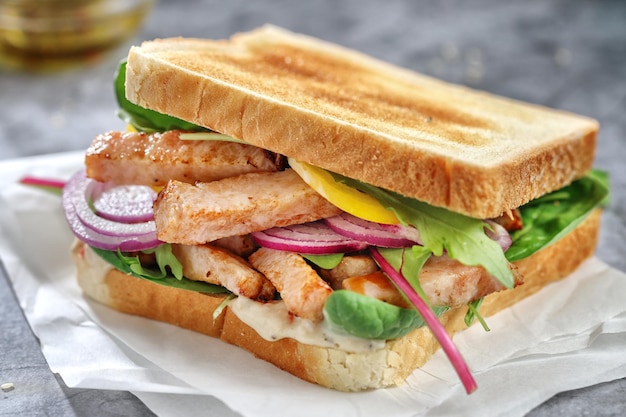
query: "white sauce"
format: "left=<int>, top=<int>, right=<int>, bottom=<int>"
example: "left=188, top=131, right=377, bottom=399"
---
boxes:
left=77, top=242, right=113, bottom=304
left=230, top=297, right=385, bottom=353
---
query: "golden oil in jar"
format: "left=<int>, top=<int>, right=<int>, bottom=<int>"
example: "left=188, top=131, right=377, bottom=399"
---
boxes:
left=0, top=0, right=153, bottom=57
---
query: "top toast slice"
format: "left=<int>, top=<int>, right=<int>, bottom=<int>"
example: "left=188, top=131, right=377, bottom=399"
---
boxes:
left=125, top=25, right=597, bottom=218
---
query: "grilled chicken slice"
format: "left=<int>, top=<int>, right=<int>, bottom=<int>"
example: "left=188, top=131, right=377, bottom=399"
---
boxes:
left=154, top=169, right=342, bottom=244
left=419, top=254, right=522, bottom=307
left=172, top=244, right=275, bottom=302
left=212, top=234, right=259, bottom=258
left=85, top=130, right=283, bottom=186
left=318, top=254, right=379, bottom=290
left=342, top=254, right=523, bottom=308
left=249, top=248, right=332, bottom=322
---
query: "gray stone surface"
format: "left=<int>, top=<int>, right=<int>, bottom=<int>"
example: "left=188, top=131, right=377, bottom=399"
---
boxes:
left=1, top=0, right=625, bottom=416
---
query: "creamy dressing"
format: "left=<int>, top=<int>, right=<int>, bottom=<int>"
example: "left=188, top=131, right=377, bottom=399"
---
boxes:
left=77, top=242, right=113, bottom=304
left=230, top=296, right=386, bottom=353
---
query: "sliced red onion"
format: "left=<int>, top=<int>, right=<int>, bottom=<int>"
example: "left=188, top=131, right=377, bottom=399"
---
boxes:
left=286, top=222, right=341, bottom=236
left=251, top=221, right=368, bottom=254
left=370, top=248, right=477, bottom=394
left=91, top=183, right=157, bottom=223
left=65, top=205, right=162, bottom=251
left=484, top=220, right=512, bottom=252
left=325, top=212, right=422, bottom=248
left=73, top=186, right=156, bottom=238
left=263, top=223, right=353, bottom=241
left=62, top=170, right=161, bottom=251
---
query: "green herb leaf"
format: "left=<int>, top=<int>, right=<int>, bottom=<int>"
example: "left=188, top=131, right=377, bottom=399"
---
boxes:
left=335, top=175, right=514, bottom=289
left=506, top=171, right=609, bottom=262
left=90, top=245, right=228, bottom=294
left=465, top=298, right=490, bottom=331
left=178, top=132, right=247, bottom=144
left=114, top=60, right=206, bottom=133
left=213, top=294, right=236, bottom=321
left=141, top=244, right=184, bottom=280
left=302, top=253, right=344, bottom=269
left=323, top=289, right=448, bottom=339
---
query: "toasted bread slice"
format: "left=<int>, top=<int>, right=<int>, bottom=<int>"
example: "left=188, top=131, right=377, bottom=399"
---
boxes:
left=125, top=25, right=597, bottom=218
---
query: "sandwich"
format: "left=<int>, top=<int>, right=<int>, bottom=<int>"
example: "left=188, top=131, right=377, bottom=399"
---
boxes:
left=64, top=25, right=609, bottom=393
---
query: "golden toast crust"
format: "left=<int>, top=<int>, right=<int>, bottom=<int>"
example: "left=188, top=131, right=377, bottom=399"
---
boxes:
left=125, top=26, right=597, bottom=218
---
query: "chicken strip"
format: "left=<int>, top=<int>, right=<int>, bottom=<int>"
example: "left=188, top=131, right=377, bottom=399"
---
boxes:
left=419, top=254, right=522, bottom=307
left=212, top=234, right=259, bottom=258
left=85, top=130, right=283, bottom=186
left=318, top=254, right=379, bottom=289
left=343, top=254, right=522, bottom=308
left=249, top=248, right=332, bottom=322
left=172, top=244, right=275, bottom=302
left=154, top=169, right=342, bottom=244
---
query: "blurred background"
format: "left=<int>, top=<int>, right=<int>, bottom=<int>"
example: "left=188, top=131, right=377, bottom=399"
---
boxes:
left=0, top=0, right=625, bottom=416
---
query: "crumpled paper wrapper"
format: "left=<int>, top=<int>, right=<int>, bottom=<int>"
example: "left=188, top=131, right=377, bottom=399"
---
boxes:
left=1, top=152, right=626, bottom=417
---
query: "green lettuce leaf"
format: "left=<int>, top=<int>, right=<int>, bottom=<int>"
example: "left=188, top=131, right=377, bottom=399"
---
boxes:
left=90, top=245, right=228, bottom=294
left=323, top=289, right=448, bottom=339
left=114, top=60, right=206, bottom=133
left=506, top=170, right=609, bottom=262
left=302, top=253, right=344, bottom=269
left=139, top=244, right=184, bottom=280
left=178, top=132, right=248, bottom=144
left=335, top=175, right=515, bottom=288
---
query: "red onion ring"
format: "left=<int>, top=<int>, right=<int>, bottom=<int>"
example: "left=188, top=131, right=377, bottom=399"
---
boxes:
left=73, top=183, right=156, bottom=237
left=62, top=170, right=161, bottom=251
left=328, top=213, right=511, bottom=253
left=91, top=183, right=157, bottom=223
left=251, top=221, right=368, bottom=254
left=484, top=220, right=512, bottom=252
left=325, top=212, right=422, bottom=247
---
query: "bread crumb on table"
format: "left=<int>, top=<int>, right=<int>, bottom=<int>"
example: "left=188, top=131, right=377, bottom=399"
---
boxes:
left=1, top=382, right=15, bottom=392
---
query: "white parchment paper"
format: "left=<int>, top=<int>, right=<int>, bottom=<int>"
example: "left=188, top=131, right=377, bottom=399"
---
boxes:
left=1, top=152, right=625, bottom=417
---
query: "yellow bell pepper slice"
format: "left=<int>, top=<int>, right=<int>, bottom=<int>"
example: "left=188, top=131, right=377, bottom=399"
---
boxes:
left=289, top=158, right=399, bottom=225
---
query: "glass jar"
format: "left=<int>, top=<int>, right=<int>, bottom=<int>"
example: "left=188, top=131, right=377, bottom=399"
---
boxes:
left=0, top=0, right=154, bottom=57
